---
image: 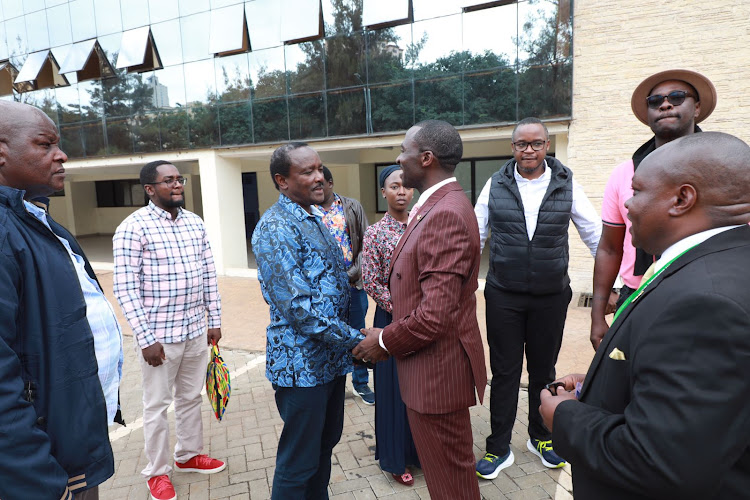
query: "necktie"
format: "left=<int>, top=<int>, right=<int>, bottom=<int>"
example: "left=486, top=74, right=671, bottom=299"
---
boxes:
left=638, top=262, right=657, bottom=286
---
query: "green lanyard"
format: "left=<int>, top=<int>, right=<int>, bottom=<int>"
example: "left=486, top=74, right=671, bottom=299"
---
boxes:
left=612, top=246, right=695, bottom=322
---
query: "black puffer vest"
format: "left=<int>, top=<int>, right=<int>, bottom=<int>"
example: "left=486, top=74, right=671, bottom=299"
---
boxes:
left=486, top=156, right=573, bottom=295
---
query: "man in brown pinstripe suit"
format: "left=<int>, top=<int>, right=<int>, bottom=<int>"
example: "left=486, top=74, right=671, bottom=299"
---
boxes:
left=354, top=120, right=487, bottom=499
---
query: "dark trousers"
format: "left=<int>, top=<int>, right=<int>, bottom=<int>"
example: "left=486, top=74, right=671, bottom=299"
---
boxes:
left=484, top=283, right=572, bottom=456
left=407, top=407, right=480, bottom=500
left=349, top=287, right=370, bottom=387
left=74, top=486, right=98, bottom=500
left=272, top=376, right=346, bottom=500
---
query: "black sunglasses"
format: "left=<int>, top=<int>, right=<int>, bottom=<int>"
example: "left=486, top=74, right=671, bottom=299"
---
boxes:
left=646, top=90, right=695, bottom=109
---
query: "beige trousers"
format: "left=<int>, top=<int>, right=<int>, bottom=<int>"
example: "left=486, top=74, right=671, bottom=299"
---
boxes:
left=139, top=333, right=208, bottom=478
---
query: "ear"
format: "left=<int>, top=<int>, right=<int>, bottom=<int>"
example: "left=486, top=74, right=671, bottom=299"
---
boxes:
left=143, top=184, right=155, bottom=198
left=0, top=141, right=7, bottom=167
left=669, top=184, right=697, bottom=217
left=693, top=100, right=701, bottom=121
left=381, top=187, right=386, bottom=198
left=274, top=173, right=288, bottom=191
left=421, top=150, right=436, bottom=168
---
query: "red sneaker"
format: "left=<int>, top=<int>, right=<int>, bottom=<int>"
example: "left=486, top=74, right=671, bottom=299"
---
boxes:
left=175, top=454, right=226, bottom=474
left=147, top=475, right=176, bottom=500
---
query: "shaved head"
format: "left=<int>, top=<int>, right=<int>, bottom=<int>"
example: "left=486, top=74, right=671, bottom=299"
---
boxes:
left=627, top=132, right=750, bottom=254
left=0, top=101, right=67, bottom=198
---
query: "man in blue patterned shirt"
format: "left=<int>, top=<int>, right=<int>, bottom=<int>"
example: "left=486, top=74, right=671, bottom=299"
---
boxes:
left=252, top=142, right=365, bottom=499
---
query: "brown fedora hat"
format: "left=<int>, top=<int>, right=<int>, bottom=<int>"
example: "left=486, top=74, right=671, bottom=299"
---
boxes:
left=631, top=69, right=717, bottom=125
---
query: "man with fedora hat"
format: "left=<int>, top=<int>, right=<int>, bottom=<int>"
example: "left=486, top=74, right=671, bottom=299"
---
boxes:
left=590, top=69, right=717, bottom=350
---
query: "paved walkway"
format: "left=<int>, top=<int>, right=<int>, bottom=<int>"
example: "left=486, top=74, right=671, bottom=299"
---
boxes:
left=95, top=269, right=596, bottom=499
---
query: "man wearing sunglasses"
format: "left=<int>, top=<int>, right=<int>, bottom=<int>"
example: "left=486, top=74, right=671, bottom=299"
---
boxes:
left=591, top=69, right=717, bottom=352
left=113, top=160, right=225, bottom=500
left=473, top=117, right=601, bottom=479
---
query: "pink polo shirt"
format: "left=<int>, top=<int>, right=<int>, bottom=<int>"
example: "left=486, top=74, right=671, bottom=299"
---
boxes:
left=601, top=159, right=640, bottom=289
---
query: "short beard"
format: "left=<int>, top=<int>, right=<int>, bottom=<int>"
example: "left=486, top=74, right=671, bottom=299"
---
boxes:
left=164, top=197, right=185, bottom=208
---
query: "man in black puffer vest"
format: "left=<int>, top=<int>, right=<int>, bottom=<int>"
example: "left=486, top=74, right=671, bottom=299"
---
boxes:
left=474, top=117, right=601, bottom=479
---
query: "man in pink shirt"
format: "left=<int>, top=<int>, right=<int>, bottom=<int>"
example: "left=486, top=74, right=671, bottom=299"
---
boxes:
left=590, top=69, right=717, bottom=350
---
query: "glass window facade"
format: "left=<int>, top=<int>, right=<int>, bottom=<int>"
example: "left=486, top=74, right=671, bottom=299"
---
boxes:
left=1, top=0, right=572, bottom=159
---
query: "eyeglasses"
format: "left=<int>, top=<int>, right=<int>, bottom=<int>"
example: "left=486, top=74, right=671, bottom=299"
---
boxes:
left=147, top=176, right=187, bottom=187
left=511, top=140, right=547, bottom=152
left=646, top=90, right=695, bottom=109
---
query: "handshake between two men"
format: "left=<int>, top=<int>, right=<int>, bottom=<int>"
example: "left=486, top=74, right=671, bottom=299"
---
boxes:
left=353, top=327, right=390, bottom=365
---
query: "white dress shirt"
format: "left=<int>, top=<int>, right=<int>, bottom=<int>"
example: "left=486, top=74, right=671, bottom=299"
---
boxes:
left=654, top=226, right=741, bottom=274
left=474, top=161, right=601, bottom=256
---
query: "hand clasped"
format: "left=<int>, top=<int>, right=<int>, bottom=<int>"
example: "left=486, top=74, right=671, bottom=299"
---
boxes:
left=352, top=327, right=389, bottom=364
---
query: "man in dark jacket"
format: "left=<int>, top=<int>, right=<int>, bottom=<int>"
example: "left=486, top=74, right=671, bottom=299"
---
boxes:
left=473, top=117, right=601, bottom=479
left=541, top=132, right=750, bottom=499
left=0, top=101, right=119, bottom=499
left=316, top=166, right=373, bottom=404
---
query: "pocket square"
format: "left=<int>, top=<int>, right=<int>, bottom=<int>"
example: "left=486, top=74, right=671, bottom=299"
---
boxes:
left=608, top=347, right=626, bottom=361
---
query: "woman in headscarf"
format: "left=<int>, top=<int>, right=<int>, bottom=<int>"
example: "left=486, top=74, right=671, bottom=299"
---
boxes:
left=362, top=165, right=419, bottom=486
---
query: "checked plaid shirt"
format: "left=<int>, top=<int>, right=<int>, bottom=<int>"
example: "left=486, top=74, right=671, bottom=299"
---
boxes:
left=113, top=202, right=221, bottom=349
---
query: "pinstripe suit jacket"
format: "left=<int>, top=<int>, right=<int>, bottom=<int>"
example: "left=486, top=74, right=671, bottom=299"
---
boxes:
left=382, top=182, right=487, bottom=414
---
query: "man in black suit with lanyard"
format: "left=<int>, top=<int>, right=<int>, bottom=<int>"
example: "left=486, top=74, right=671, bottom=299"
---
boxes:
left=540, top=132, right=750, bottom=499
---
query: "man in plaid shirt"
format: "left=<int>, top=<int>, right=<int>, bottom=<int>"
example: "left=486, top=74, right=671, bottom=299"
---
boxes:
left=113, top=160, right=224, bottom=500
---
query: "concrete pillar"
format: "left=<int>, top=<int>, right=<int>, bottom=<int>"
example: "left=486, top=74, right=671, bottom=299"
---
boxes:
left=554, top=131, right=569, bottom=166
left=198, top=152, right=247, bottom=273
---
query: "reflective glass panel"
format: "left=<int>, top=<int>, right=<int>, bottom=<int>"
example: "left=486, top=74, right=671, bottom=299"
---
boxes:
left=249, top=46, right=286, bottom=98
left=151, top=20, right=182, bottom=67
left=5, top=16, right=27, bottom=61
left=183, top=59, right=216, bottom=104
left=23, top=0, right=45, bottom=14
left=414, top=75, right=463, bottom=125
left=412, top=0, right=462, bottom=21
left=159, top=108, right=189, bottom=150
left=464, top=66, right=516, bottom=124
left=327, top=87, right=366, bottom=136
left=46, top=0, right=68, bottom=7
left=94, top=0, right=123, bottom=36
left=215, top=52, right=250, bottom=102
left=517, top=62, right=571, bottom=119
left=105, top=115, right=133, bottom=155
left=474, top=158, right=506, bottom=195
left=16, top=50, right=49, bottom=83
left=25, top=11, right=50, bottom=52
left=218, top=101, right=252, bottom=145
left=179, top=0, right=210, bottom=17
left=208, top=4, right=248, bottom=55
left=47, top=4, right=73, bottom=48
left=121, top=0, right=150, bottom=30
left=152, top=64, right=186, bottom=107
left=116, top=26, right=150, bottom=68
left=246, top=0, right=282, bottom=50
left=55, top=84, right=83, bottom=123
left=0, top=23, right=8, bottom=60
left=518, top=0, right=565, bottom=64
left=2, top=0, right=23, bottom=19
left=280, top=0, right=322, bottom=43
left=251, top=96, right=288, bottom=143
left=366, top=25, right=411, bottom=85
left=81, top=119, right=106, bottom=156
left=69, top=0, right=97, bottom=43
left=212, top=0, right=243, bottom=7
left=128, top=72, right=157, bottom=113
left=321, top=0, right=363, bottom=37
left=60, top=123, right=84, bottom=158
left=188, top=102, right=218, bottom=147
left=463, top=3, right=517, bottom=65
left=411, top=15, right=462, bottom=73
left=369, top=81, right=413, bottom=133
left=132, top=107, right=162, bottom=152
left=325, top=32, right=366, bottom=89
left=180, top=12, right=211, bottom=63
left=286, top=40, right=323, bottom=94
left=454, top=160, right=472, bottom=201
left=363, top=0, right=410, bottom=27
left=288, top=92, right=325, bottom=140
left=148, top=0, right=179, bottom=23
left=59, top=39, right=97, bottom=74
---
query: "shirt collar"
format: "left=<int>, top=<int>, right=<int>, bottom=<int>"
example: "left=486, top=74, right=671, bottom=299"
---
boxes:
left=655, top=225, right=742, bottom=273
left=514, top=159, right=549, bottom=182
left=147, top=200, right=182, bottom=220
left=279, top=193, right=322, bottom=221
left=415, top=177, right=456, bottom=207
